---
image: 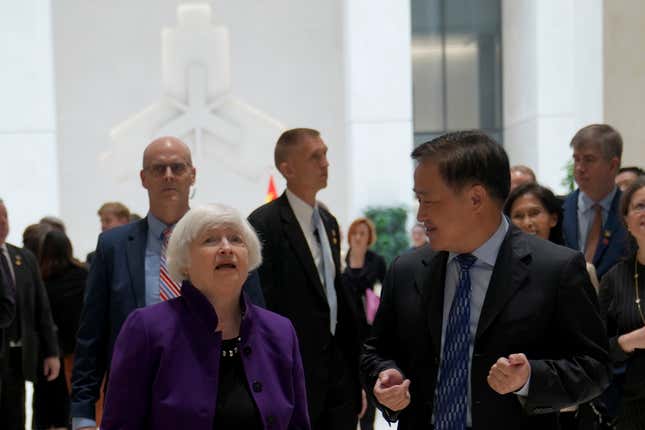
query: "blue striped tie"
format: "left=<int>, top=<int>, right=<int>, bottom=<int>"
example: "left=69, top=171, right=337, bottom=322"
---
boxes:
left=434, top=253, right=477, bottom=430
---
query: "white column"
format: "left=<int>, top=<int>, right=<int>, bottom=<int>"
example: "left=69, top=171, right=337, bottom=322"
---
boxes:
left=0, top=0, right=59, bottom=244
left=342, top=0, right=414, bottom=221
left=503, top=0, right=603, bottom=193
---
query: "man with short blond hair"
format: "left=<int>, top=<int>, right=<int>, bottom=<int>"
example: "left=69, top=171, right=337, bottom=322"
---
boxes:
left=562, top=124, right=629, bottom=277
left=249, top=128, right=362, bottom=429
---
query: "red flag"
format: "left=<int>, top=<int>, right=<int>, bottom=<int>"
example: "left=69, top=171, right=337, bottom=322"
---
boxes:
left=265, top=175, right=278, bottom=202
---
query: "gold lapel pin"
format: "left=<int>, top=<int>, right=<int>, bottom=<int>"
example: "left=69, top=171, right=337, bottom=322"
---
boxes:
left=15, top=255, right=22, bottom=266
left=332, top=230, right=338, bottom=245
left=604, top=230, right=612, bottom=238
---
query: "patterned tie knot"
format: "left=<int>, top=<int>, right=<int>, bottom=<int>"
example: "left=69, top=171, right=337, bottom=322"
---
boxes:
left=455, top=253, right=476, bottom=272
left=162, top=226, right=173, bottom=244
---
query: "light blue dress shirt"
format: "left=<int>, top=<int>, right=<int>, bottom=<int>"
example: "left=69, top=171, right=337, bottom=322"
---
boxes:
left=576, top=187, right=617, bottom=252
left=435, top=215, right=526, bottom=427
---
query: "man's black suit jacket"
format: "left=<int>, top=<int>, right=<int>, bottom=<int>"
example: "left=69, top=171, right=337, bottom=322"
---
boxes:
left=3, top=245, right=58, bottom=382
left=361, top=226, right=610, bottom=430
left=0, top=256, right=15, bottom=329
left=248, top=193, right=361, bottom=420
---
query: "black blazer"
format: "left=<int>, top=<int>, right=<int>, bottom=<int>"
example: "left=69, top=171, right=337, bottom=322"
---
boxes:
left=361, top=227, right=610, bottom=430
left=44, top=264, right=87, bottom=355
left=4, top=244, right=58, bottom=382
left=0, top=256, right=15, bottom=329
left=248, top=192, right=361, bottom=420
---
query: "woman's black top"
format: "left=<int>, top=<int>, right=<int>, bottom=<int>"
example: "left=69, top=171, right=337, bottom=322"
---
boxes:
left=341, top=249, right=386, bottom=339
left=599, top=255, right=645, bottom=402
left=212, top=337, right=263, bottom=429
left=44, top=264, right=87, bottom=354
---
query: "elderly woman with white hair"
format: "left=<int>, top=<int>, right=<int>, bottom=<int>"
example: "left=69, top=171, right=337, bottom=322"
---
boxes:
left=100, top=204, right=310, bottom=430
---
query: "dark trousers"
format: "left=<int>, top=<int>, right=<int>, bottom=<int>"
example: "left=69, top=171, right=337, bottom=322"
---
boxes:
left=359, top=400, right=376, bottom=430
left=0, top=347, right=26, bottom=430
left=310, top=340, right=358, bottom=430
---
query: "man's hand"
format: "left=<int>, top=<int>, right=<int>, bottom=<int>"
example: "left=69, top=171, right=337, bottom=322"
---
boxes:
left=43, top=356, right=60, bottom=381
left=373, top=368, right=411, bottom=411
left=358, top=389, right=367, bottom=418
left=487, top=353, right=530, bottom=395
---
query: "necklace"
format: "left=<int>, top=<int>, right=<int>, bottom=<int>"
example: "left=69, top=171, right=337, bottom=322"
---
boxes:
left=635, top=258, right=645, bottom=325
left=221, top=336, right=241, bottom=358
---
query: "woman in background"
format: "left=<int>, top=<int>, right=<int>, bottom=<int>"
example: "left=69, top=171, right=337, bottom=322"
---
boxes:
left=342, top=217, right=386, bottom=430
left=599, top=177, right=645, bottom=429
left=33, top=230, right=87, bottom=430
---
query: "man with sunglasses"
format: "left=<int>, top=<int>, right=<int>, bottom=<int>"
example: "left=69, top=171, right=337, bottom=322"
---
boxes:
left=71, top=137, right=263, bottom=430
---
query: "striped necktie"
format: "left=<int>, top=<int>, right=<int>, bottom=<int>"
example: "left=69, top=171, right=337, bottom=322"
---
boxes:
left=434, top=253, right=477, bottom=430
left=159, top=227, right=181, bottom=301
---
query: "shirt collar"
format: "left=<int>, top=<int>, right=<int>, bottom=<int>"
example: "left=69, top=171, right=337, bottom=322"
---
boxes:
left=147, top=212, right=169, bottom=240
left=286, top=188, right=316, bottom=227
left=448, top=215, right=509, bottom=268
left=578, top=187, right=617, bottom=213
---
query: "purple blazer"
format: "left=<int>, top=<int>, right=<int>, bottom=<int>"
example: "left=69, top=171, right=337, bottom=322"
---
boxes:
left=101, top=281, right=310, bottom=429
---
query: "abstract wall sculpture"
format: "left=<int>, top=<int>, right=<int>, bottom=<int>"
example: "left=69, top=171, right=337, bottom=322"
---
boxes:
left=103, top=2, right=284, bottom=198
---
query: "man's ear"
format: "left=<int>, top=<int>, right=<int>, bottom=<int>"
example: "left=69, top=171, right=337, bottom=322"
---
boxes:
left=470, top=184, right=486, bottom=210
left=278, top=161, right=292, bottom=180
left=610, top=157, right=620, bottom=174
left=140, top=169, right=148, bottom=189
left=189, top=166, right=196, bottom=186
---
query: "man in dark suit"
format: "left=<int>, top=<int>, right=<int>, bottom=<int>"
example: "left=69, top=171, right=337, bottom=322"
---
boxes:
left=0, top=199, right=60, bottom=430
left=249, top=128, right=362, bottom=429
left=71, top=137, right=265, bottom=430
left=361, top=131, right=610, bottom=429
left=562, top=124, right=629, bottom=278
left=0, top=234, right=16, bottom=398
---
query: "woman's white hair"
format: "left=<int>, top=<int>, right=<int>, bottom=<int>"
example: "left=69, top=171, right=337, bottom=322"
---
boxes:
left=166, top=203, right=263, bottom=283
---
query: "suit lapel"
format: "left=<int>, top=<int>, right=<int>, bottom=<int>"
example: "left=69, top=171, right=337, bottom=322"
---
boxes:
left=278, top=194, right=327, bottom=300
left=419, top=251, right=448, bottom=357
left=593, top=189, right=622, bottom=265
left=562, top=190, right=580, bottom=249
left=126, top=219, right=148, bottom=307
left=475, top=227, right=530, bottom=341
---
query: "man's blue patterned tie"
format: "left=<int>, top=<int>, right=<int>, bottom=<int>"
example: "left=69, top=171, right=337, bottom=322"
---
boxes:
left=433, top=253, right=477, bottom=430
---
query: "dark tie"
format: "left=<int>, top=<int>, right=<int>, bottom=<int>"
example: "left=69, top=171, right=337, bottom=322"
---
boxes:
left=0, top=251, right=15, bottom=296
left=585, top=204, right=602, bottom=263
left=434, top=253, right=477, bottom=430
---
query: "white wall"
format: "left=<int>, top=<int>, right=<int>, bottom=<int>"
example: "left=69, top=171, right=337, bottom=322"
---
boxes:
left=503, top=0, right=603, bottom=193
left=52, top=0, right=349, bottom=256
left=604, top=0, right=645, bottom=167
left=0, top=0, right=59, bottom=246
left=343, top=0, right=414, bottom=220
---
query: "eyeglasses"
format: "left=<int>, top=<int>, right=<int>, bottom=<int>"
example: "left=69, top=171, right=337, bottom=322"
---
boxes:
left=144, top=163, right=191, bottom=177
left=629, top=202, right=645, bottom=214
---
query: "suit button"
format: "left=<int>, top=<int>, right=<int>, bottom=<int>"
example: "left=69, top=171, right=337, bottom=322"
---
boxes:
left=267, top=415, right=276, bottom=428
left=252, top=381, right=263, bottom=393
left=243, top=346, right=252, bottom=356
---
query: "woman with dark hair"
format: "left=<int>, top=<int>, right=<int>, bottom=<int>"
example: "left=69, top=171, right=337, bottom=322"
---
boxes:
left=33, top=230, right=87, bottom=430
left=599, top=177, right=645, bottom=429
left=503, top=182, right=563, bottom=245
left=342, top=217, right=386, bottom=430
